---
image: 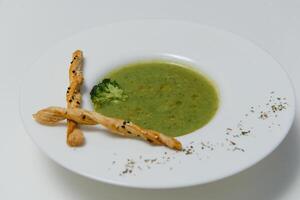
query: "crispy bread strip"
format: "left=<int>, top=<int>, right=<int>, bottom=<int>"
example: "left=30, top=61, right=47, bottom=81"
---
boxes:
left=66, top=50, right=84, bottom=146
left=33, top=107, right=182, bottom=150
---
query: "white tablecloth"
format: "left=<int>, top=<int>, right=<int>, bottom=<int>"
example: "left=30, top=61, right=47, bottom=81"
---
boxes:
left=0, top=0, right=299, bottom=199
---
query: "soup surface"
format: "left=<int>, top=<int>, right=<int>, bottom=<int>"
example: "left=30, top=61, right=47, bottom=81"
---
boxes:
left=94, top=61, right=219, bottom=137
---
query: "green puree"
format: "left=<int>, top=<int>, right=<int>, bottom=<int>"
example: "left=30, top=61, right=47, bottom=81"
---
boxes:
left=95, top=61, right=219, bottom=137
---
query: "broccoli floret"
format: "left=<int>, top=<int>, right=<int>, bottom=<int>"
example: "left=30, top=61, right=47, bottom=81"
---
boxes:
left=90, top=78, right=128, bottom=108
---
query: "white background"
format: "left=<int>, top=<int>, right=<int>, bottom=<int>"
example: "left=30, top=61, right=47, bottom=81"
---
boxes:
left=0, top=0, right=299, bottom=199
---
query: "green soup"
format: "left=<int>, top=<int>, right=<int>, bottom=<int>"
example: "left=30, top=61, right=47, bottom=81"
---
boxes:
left=94, top=61, right=219, bottom=137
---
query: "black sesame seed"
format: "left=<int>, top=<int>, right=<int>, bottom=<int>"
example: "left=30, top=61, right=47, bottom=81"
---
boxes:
left=147, top=139, right=153, bottom=143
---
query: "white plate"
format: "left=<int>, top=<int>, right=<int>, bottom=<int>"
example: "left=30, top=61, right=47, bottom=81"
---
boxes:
left=20, top=20, right=295, bottom=189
